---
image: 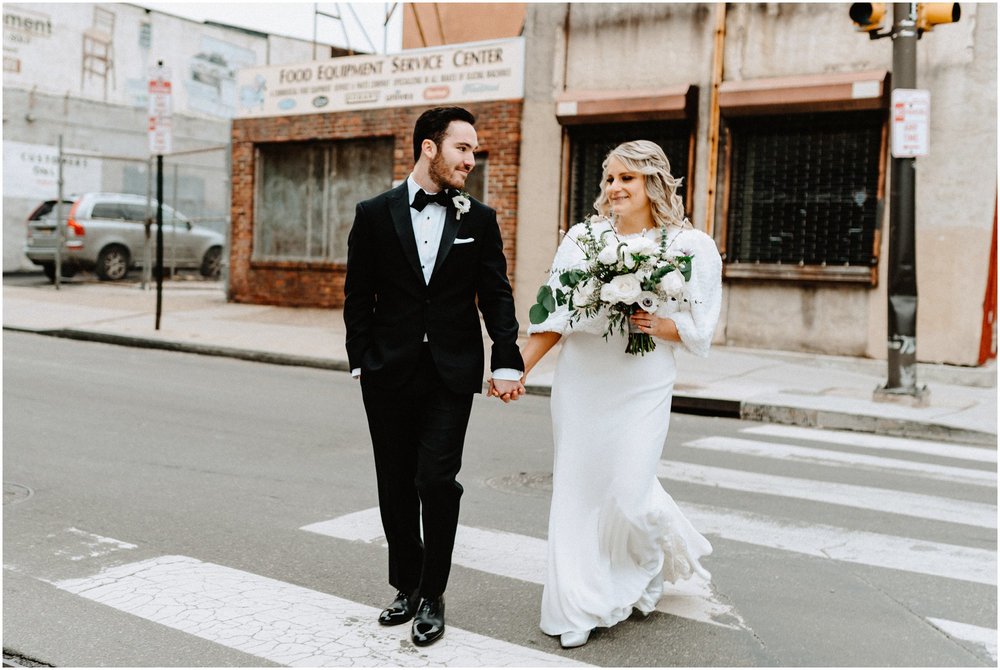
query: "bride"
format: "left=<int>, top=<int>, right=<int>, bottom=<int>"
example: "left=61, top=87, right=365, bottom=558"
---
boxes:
left=518, top=140, right=723, bottom=649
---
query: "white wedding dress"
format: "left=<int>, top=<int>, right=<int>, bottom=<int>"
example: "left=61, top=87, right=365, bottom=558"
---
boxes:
left=528, top=218, right=723, bottom=636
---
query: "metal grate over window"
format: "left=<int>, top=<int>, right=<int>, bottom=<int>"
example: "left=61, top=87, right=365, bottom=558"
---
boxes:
left=567, top=121, right=690, bottom=227
left=726, top=111, right=883, bottom=267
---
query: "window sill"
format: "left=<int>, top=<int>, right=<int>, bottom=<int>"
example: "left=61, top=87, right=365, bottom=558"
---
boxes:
left=724, top=262, right=877, bottom=286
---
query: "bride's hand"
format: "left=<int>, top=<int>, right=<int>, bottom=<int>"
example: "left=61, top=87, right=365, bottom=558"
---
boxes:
left=631, top=310, right=679, bottom=341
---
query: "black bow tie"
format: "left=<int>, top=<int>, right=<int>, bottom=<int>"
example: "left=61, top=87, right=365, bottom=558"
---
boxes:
left=411, top=189, right=453, bottom=211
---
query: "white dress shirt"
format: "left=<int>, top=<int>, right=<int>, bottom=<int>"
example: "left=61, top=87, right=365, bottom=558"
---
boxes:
left=352, top=175, right=521, bottom=382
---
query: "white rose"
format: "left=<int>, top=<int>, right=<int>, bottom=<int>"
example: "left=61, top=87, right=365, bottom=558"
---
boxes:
left=636, top=291, right=661, bottom=313
left=597, top=242, right=620, bottom=266
left=624, top=236, right=658, bottom=257
left=572, top=278, right=598, bottom=306
left=600, top=273, right=643, bottom=304
left=658, top=269, right=686, bottom=297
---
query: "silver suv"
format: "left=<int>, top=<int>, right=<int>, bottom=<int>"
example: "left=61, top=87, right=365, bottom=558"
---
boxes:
left=24, top=193, right=225, bottom=282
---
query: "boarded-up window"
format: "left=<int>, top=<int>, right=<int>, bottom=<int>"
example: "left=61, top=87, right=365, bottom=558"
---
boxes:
left=253, top=138, right=393, bottom=263
left=567, top=121, right=690, bottom=227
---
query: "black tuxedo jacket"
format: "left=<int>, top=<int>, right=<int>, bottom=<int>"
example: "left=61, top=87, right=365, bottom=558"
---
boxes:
left=343, top=182, right=523, bottom=394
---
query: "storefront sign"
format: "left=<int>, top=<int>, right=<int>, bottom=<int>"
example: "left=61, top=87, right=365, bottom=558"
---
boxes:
left=891, top=89, right=930, bottom=158
left=235, top=38, right=524, bottom=118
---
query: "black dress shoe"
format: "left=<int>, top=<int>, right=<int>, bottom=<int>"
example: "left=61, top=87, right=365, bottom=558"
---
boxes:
left=411, top=596, right=445, bottom=646
left=378, top=590, right=418, bottom=626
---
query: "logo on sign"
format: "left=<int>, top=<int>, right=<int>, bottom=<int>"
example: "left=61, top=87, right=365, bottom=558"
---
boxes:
left=423, top=86, right=450, bottom=100
left=312, top=95, right=329, bottom=108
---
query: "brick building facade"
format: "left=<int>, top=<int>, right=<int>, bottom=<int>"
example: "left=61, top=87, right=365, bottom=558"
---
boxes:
left=228, top=100, right=522, bottom=307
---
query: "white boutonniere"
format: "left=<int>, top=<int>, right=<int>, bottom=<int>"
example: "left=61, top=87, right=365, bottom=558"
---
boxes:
left=452, top=192, right=471, bottom=220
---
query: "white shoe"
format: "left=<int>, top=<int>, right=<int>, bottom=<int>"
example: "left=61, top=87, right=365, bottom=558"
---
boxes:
left=560, top=629, right=591, bottom=648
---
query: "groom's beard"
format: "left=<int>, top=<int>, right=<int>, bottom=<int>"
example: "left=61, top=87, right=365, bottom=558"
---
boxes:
left=428, top=151, right=469, bottom=191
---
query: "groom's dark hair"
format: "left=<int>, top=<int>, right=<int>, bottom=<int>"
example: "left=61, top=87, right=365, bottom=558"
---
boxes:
left=413, top=106, right=476, bottom=163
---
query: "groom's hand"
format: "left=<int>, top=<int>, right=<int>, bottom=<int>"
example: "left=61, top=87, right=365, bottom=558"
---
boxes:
left=489, top=378, right=525, bottom=404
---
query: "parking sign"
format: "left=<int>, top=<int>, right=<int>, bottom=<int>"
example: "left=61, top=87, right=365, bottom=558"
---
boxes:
left=891, top=89, right=930, bottom=158
left=148, top=65, right=173, bottom=155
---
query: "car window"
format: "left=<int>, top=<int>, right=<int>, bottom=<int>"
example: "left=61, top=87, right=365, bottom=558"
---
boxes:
left=91, top=203, right=126, bottom=220
left=121, top=204, right=150, bottom=222
left=28, top=200, right=74, bottom=220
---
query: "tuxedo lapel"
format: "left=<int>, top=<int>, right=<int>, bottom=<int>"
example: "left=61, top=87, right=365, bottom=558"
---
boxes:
left=431, top=202, right=460, bottom=280
left=388, top=183, right=423, bottom=282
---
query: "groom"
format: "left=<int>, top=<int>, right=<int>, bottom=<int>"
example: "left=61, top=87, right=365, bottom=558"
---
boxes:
left=343, top=106, right=525, bottom=646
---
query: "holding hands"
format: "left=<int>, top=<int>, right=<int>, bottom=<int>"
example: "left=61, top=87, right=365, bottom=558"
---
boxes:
left=488, top=378, right=525, bottom=403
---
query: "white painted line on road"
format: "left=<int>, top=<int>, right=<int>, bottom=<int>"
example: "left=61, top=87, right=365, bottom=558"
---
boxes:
left=926, top=617, right=997, bottom=662
left=57, top=528, right=138, bottom=561
left=52, top=555, right=586, bottom=667
left=303, top=508, right=749, bottom=631
left=742, top=425, right=998, bottom=464
left=683, top=436, right=997, bottom=487
left=683, top=503, right=997, bottom=586
left=658, top=461, right=998, bottom=529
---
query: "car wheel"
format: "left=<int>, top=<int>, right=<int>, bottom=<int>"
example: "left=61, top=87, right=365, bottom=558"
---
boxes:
left=41, top=263, right=77, bottom=282
left=95, top=245, right=130, bottom=281
left=200, top=246, right=222, bottom=278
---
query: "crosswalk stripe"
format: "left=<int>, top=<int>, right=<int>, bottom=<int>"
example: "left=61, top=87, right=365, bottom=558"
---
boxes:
left=658, top=460, right=998, bottom=529
left=683, top=503, right=997, bottom=586
left=51, top=554, right=586, bottom=667
left=926, top=617, right=998, bottom=663
left=742, top=425, right=998, bottom=464
left=682, top=436, right=997, bottom=487
left=302, top=509, right=749, bottom=631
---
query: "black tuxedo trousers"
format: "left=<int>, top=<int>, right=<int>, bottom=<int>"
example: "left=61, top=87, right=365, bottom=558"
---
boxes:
left=343, top=183, right=523, bottom=598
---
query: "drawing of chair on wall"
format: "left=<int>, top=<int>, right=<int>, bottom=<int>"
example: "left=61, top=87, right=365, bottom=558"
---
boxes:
left=81, top=6, right=116, bottom=100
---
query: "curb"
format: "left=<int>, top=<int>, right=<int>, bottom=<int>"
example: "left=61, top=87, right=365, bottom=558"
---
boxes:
left=8, top=325, right=996, bottom=446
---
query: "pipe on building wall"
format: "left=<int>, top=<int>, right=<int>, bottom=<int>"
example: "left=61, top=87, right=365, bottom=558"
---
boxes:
left=557, top=3, right=573, bottom=233
left=703, top=2, right=727, bottom=236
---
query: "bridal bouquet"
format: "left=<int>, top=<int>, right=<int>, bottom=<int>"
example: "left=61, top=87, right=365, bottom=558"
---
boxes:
left=529, top=218, right=693, bottom=356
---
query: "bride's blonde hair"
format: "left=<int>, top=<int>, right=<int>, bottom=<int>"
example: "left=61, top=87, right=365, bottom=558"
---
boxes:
left=593, top=140, right=690, bottom=229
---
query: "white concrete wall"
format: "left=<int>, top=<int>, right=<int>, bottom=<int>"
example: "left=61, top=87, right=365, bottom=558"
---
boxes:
left=517, top=2, right=997, bottom=366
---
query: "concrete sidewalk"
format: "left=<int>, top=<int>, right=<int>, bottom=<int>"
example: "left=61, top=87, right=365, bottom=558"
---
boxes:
left=3, top=277, right=996, bottom=446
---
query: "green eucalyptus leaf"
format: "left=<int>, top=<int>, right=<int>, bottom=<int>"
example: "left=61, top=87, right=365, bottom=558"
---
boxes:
left=536, top=285, right=553, bottom=303
left=541, top=291, right=556, bottom=312
left=529, top=302, right=550, bottom=324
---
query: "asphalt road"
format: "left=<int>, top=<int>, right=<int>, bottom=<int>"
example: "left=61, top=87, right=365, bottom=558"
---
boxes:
left=3, top=331, right=996, bottom=666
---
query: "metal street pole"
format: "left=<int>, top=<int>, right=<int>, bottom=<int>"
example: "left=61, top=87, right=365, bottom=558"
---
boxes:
left=54, top=135, right=64, bottom=290
left=155, top=154, right=164, bottom=330
left=877, top=2, right=929, bottom=404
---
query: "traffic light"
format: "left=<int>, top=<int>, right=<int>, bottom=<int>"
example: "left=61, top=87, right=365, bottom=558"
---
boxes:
left=916, top=3, right=961, bottom=34
left=849, top=3, right=887, bottom=33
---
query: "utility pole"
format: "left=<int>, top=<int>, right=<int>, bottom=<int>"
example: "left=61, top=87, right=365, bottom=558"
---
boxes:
left=850, top=2, right=960, bottom=406
left=880, top=3, right=925, bottom=403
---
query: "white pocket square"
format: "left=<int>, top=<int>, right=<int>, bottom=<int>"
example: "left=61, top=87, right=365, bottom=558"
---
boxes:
left=454, top=237, right=475, bottom=244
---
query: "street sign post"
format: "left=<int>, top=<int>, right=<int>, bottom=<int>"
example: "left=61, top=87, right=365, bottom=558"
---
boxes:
left=148, top=65, right=173, bottom=155
left=892, top=88, right=931, bottom=158
left=148, top=62, right=171, bottom=330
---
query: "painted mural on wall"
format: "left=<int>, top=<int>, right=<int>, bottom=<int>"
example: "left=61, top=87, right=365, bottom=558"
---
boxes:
left=3, top=3, right=259, bottom=119
left=186, top=36, right=256, bottom=117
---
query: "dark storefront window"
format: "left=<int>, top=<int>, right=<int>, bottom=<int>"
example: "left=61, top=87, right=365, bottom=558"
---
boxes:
left=725, top=110, right=883, bottom=275
left=253, top=138, right=393, bottom=263
left=567, top=121, right=690, bottom=227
